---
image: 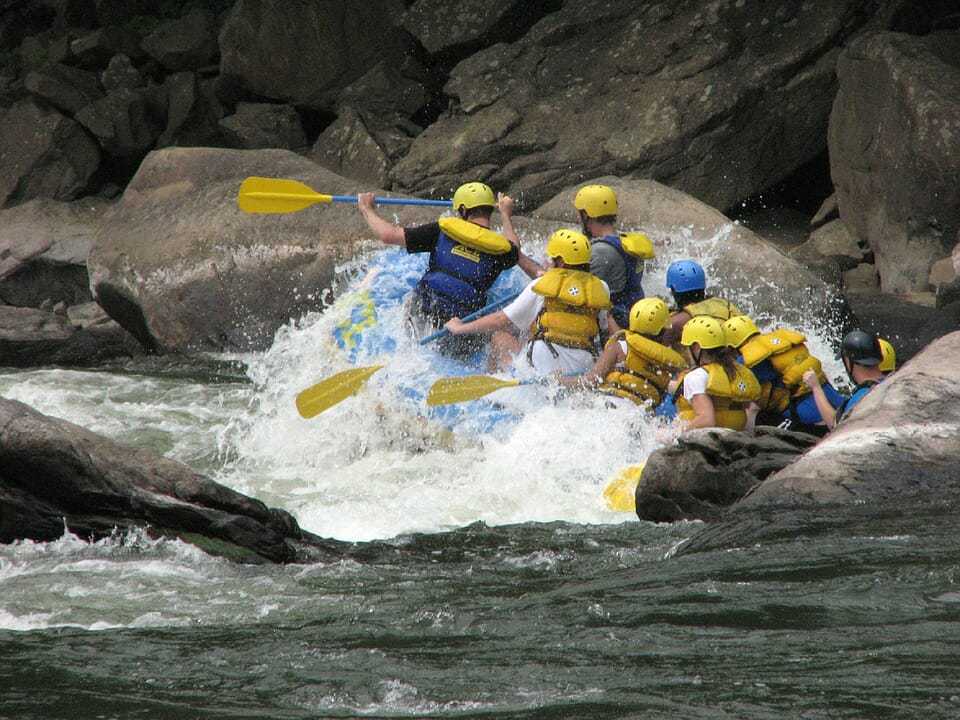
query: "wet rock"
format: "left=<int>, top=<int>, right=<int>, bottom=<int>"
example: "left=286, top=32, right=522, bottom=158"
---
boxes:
left=100, top=53, right=143, bottom=92
left=403, top=0, right=525, bottom=54
left=219, top=102, right=306, bottom=150
left=635, top=427, right=817, bottom=523
left=0, top=198, right=105, bottom=307
left=830, top=31, right=960, bottom=294
left=219, top=0, right=407, bottom=111
left=87, top=147, right=439, bottom=353
left=0, top=99, right=101, bottom=206
left=394, top=0, right=890, bottom=211
left=141, top=7, right=217, bottom=71
left=0, top=398, right=342, bottom=563
left=739, top=330, right=960, bottom=509
left=75, top=87, right=161, bottom=159
left=23, top=62, right=103, bottom=115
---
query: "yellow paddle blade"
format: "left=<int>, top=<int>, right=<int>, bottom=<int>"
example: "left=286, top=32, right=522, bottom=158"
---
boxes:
left=237, top=177, right=333, bottom=214
left=426, top=375, right=521, bottom=406
left=295, top=365, right=383, bottom=419
left=602, top=463, right=646, bottom=512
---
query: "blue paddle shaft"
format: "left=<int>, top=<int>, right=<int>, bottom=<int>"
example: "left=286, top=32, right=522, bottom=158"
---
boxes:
left=419, top=291, right=522, bottom=346
left=330, top=195, right=451, bottom=207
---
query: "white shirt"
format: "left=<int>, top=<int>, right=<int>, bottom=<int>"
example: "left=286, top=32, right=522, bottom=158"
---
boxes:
left=682, top=367, right=709, bottom=402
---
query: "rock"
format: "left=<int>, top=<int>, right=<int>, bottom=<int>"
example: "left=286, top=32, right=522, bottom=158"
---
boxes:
left=843, top=263, right=879, bottom=292
left=635, top=427, right=818, bottom=523
left=0, top=99, right=101, bottom=206
left=394, top=1, right=890, bottom=211
left=75, top=87, right=161, bottom=159
left=156, top=71, right=221, bottom=148
left=219, top=102, right=306, bottom=150
left=790, top=219, right=866, bottom=279
left=403, top=0, right=525, bottom=54
left=533, top=178, right=849, bottom=334
left=0, top=305, right=141, bottom=366
left=337, top=60, right=429, bottom=119
left=810, top=193, right=839, bottom=228
left=219, top=0, right=407, bottom=111
left=23, top=62, right=103, bottom=115
left=829, top=31, right=960, bottom=294
left=309, top=106, right=395, bottom=188
left=87, top=147, right=439, bottom=353
left=141, top=7, right=217, bottom=71
left=0, top=198, right=105, bottom=307
left=937, top=277, right=960, bottom=309
left=929, top=257, right=956, bottom=288
left=94, top=0, right=152, bottom=26
left=100, top=53, right=143, bottom=92
left=0, top=398, right=343, bottom=563
left=70, top=25, right=140, bottom=67
left=739, top=330, right=960, bottom=509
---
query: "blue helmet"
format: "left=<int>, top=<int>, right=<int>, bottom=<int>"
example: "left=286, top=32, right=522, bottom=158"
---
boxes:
left=666, top=260, right=706, bottom=293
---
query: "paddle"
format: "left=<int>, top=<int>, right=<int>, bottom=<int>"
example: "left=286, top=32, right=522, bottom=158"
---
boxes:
left=418, top=291, right=521, bottom=346
left=295, top=365, right=384, bottom=419
left=238, top=177, right=451, bottom=214
left=426, top=374, right=548, bottom=406
left=602, top=463, right=646, bottom=512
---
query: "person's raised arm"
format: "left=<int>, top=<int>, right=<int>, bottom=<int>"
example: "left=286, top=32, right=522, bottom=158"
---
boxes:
left=803, top=369, right=837, bottom=429
left=498, top=192, right=544, bottom=279
left=444, top=310, right=513, bottom=337
left=357, top=192, right=405, bottom=246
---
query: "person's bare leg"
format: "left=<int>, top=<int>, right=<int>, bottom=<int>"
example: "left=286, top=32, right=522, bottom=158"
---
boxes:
left=488, top=330, right=521, bottom=372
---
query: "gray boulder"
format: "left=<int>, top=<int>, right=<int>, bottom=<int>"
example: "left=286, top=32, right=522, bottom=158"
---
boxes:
left=218, top=0, right=407, bottom=111
left=23, top=62, right=104, bottom=115
left=0, top=99, right=101, bottom=206
left=403, top=0, right=525, bottom=54
left=141, top=7, right=217, bottom=71
left=0, top=398, right=343, bottom=563
left=87, top=147, right=440, bottom=353
left=739, top=330, right=960, bottom=508
left=219, top=102, right=306, bottom=150
left=310, top=106, right=400, bottom=188
left=830, top=31, right=960, bottom=293
left=100, top=53, right=143, bottom=92
left=75, top=87, right=161, bottom=159
left=393, top=0, right=891, bottom=210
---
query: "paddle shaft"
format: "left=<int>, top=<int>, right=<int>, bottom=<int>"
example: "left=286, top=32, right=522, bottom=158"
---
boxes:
left=331, top=195, right=451, bottom=207
left=419, top=291, right=522, bottom=346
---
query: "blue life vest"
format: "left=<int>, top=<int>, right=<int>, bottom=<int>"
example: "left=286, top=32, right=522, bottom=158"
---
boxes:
left=417, top=231, right=508, bottom=319
left=837, top=381, right=879, bottom=423
left=594, top=234, right=645, bottom=327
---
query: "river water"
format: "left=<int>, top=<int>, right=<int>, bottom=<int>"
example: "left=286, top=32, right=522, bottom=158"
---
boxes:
left=2, top=230, right=959, bottom=718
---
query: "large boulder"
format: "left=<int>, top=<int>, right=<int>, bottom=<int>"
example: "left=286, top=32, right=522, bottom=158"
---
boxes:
left=87, top=147, right=439, bottom=353
left=74, top=87, right=161, bottom=160
left=829, top=31, right=960, bottom=293
left=219, top=102, right=306, bottom=150
left=140, top=7, right=218, bottom=71
left=218, top=0, right=408, bottom=111
left=403, top=0, right=526, bottom=54
left=739, top=330, right=960, bottom=509
left=23, top=62, right=104, bottom=115
left=0, top=398, right=344, bottom=563
left=0, top=99, right=101, bottom=206
left=533, top=178, right=849, bottom=334
left=392, top=0, right=891, bottom=210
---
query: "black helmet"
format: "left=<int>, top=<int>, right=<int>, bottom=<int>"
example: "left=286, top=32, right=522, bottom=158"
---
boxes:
left=841, top=329, right=882, bottom=366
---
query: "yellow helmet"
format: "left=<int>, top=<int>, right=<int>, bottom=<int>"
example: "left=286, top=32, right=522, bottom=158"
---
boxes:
left=453, top=182, right=495, bottom=211
left=629, top=298, right=669, bottom=335
left=573, top=184, right=618, bottom=218
left=723, top=315, right=760, bottom=349
left=545, top=228, right=592, bottom=266
left=878, top=338, right=896, bottom=372
left=680, top=316, right=726, bottom=350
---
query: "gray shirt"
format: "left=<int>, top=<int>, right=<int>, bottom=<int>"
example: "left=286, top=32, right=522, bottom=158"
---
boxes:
left=590, top=242, right=627, bottom=294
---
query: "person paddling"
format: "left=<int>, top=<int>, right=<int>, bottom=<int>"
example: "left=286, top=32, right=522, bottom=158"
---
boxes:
left=674, top=316, right=761, bottom=431
left=572, top=184, right=655, bottom=333
left=723, top=315, right=844, bottom=436
left=356, top=182, right=539, bottom=357
left=665, top=259, right=741, bottom=344
left=803, top=329, right=885, bottom=430
left=443, top=229, right=611, bottom=375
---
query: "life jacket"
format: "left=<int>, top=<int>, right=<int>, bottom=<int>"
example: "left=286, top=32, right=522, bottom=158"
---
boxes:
left=593, top=233, right=654, bottom=326
left=676, top=362, right=762, bottom=431
left=836, top=380, right=880, bottom=424
left=682, top=297, right=742, bottom=320
left=600, top=330, right=687, bottom=406
left=739, top=328, right=828, bottom=413
left=529, top=267, right=610, bottom=353
left=418, top=217, right=513, bottom=318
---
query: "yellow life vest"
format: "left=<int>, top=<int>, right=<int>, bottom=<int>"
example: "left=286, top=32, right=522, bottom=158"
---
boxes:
left=438, top=217, right=512, bottom=255
left=676, top=362, right=761, bottom=431
left=601, top=331, right=687, bottom=406
left=619, top=232, right=655, bottom=259
left=530, top=268, right=611, bottom=351
left=740, top=328, right=827, bottom=406
left=683, top=297, right=742, bottom=320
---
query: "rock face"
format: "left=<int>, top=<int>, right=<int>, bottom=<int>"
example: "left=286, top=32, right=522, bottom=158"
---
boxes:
left=739, top=330, right=960, bottom=509
left=0, top=398, right=343, bottom=563
left=635, top=427, right=818, bottom=523
left=403, top=0, right=526, bottom=54
left=829, top=31, right=960, bottom=294
left=87, top=147, right=440, bottom=353
left=393, top=0, right=889, bottom=210
left=533, top=178, right=849, bottom=334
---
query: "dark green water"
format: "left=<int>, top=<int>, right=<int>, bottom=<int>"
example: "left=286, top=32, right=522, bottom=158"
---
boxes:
left=3, top=512, right=959, bottom=720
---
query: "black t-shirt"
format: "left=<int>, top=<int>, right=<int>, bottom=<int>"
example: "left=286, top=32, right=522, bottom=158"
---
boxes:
left=403, top=222, right=520, bottom=270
